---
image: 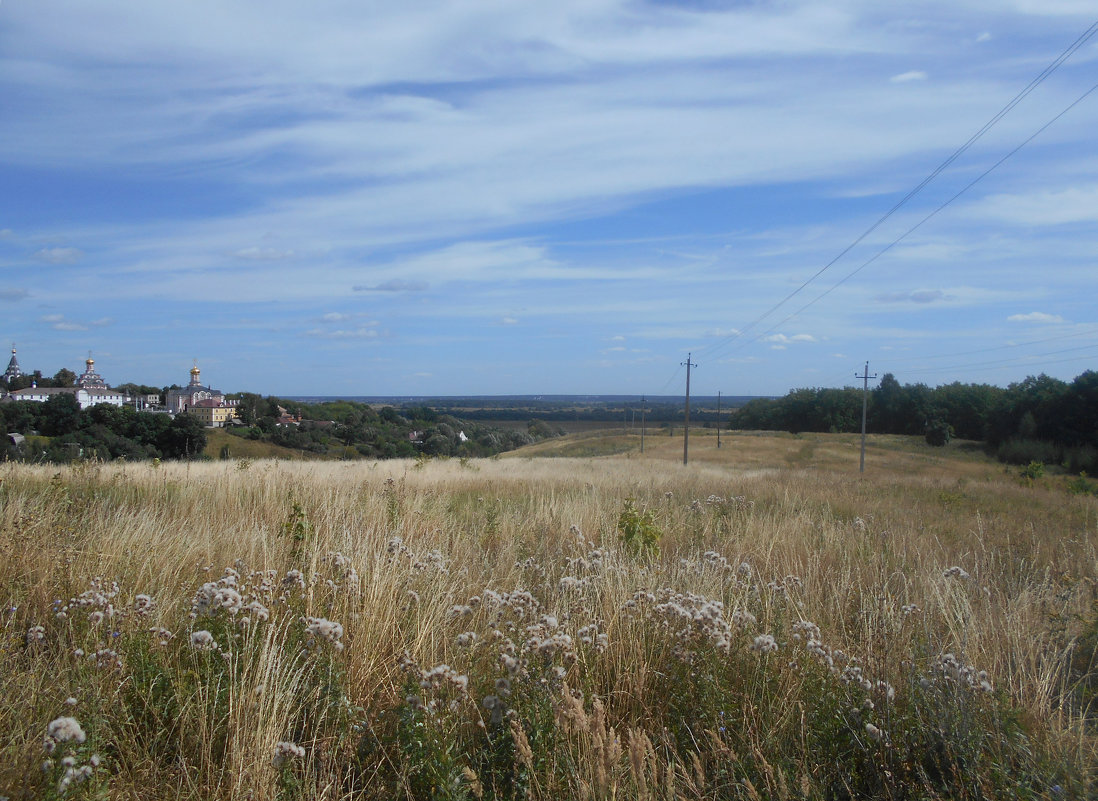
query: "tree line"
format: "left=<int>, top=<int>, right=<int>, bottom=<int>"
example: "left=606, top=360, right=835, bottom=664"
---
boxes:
left=731, top=370, right=1098, bottom=472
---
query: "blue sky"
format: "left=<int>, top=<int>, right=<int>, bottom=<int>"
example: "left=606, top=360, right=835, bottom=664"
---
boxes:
left=1, top=1, right=1096, bottom=397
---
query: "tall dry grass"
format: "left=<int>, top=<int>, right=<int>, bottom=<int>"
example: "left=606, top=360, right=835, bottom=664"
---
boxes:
left=2, top=434, right=1096, bottom=798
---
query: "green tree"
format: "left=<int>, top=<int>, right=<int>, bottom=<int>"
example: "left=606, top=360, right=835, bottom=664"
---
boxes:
left=53, top=368, right=77, bottom=388
left=160, top=414, right=208, bottom=459
left=40, top=392, right=82, bottom=436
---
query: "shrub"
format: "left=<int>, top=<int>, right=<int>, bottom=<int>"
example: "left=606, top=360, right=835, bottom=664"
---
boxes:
left=617, top=498, right=662, bottom=557
left=925, top=419, right=953, bottom=447
left=996, top=438, right=1060, bottom=466
left=1020, top=461, right=1045, bottom=482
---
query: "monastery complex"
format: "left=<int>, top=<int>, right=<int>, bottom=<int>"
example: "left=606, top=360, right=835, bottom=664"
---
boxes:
left=0, top=346, right=239, bottom=427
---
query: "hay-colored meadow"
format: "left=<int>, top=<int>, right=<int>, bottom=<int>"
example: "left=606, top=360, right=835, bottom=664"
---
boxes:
left=2, top=430, right=1096, bottom=799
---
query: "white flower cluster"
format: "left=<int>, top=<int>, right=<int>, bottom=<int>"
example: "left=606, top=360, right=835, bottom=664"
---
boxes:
left=190, top=565, right=277, bottom=628
left=54, top=577, right=119, bottom=623
left=45, top=716, right=86, bottom=748
left=304, top=617, right=344, bottom=652
left=933, top=653, right=994, bottom=693
left=576, top=623, right=608, bottom=652
left=191, top=569, right=244, bottom=618
left=629, top=589, right=738, bottom=657
left=281, top=568, right=307, bottom=593
left=190, top=630, right=219, bottom=651
left=320, top=551, right=360, bottom=588
left=272, top=740, right=305, bottom=768
left=55, top=754, right=100, bottom=795
left=524, top=615, right=577, bottom=665
left=943, top=566, right=971, bottom=580
left=132, top=594, right=155, bottom=616
left=750, top=634, right=778, bottom=654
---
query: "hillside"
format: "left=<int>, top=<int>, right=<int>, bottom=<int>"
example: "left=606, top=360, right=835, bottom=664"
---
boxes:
left=2, top=434, right=1095, bottom=798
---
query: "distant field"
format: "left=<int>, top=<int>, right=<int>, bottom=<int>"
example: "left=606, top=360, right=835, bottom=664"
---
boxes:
left=3, top=431, right=1095, bottom=798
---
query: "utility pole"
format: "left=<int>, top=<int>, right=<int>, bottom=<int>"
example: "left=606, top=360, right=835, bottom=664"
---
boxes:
left=856, top=361, right=878, bottom=473
left=640, top=395, right=646, bottom=453
left=716, top=390, right=722, bottom=449
left=682, top=353, right=697, bottom=465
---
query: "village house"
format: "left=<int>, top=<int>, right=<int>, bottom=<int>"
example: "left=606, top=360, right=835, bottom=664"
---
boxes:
left=186, top=398, right=239, bottom=428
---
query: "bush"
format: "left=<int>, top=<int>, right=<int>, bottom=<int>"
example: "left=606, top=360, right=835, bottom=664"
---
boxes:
left=1063, top=445, right=1098, bottom=475
left=1020, top=461, right=1045, bottom=481
left=925, top=419, right=953, bottom=447
left=996, top=438, right=1060, bottom=466
left=617, top=499, right=662, bottom=557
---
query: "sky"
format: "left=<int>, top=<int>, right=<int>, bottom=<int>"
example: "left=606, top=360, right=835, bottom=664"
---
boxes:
left=1, top=1, right=1097, bottom=398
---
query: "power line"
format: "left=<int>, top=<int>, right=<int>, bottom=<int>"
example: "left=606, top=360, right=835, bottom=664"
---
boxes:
left=727, top=79, right=1098, bottom=357
left=694, top=19, right=1098, bottom=362
left=896, top=343, right=1098, bottom=376
left=884, top=326, right=1098, bottom=365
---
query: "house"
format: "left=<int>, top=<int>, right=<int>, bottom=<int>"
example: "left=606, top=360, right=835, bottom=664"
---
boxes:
left=186, top=398, right=239, bottom=428
left=7, top=385, right=126, bottom=410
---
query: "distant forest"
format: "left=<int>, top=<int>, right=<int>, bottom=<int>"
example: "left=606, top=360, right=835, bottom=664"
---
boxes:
left=731, top=370, right=1098, bottom=472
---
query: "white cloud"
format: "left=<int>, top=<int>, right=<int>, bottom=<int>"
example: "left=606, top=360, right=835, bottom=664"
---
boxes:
left=1007, top=311, right=1065, bottom=323
left=764, top=333, right=816, bottom=345
left=304, top=327, right=380, bottom=339
left=890, top=70, right=927, bottom=83
left=501, top=317, right=519, bottom=325
left=0, top=288, right=29, bottom=301
left=233, top=247, right=294, bottom=261
left=33, top=247, right=83, bottom=264
left=39, top=313, right=113, bottom=331
left=976, top=32, right=992, bottom=42
left=967, top=186, right=1098, bottom=226
left=875, top=289, right=950, bottom=304
left=352, top=279, right=430, bottom=292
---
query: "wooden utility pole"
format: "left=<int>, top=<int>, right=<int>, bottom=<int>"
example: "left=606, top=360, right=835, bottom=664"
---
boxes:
left=716, top=390, right=722, bottom=449
left=856, top=361, right=878, bottom=473
left=682, top=353, right=697, bottom=465
left=640, top=396, right=646, bottom=453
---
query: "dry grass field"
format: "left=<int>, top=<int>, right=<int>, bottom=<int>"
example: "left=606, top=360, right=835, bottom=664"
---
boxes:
left=2, top=430, right=1096, bottom=799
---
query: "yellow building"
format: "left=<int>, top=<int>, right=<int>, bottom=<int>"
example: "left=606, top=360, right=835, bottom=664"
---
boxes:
left=187, top=398, right=239, bottom=428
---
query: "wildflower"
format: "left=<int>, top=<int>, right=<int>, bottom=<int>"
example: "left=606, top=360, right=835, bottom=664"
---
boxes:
left=750, top=634, right=778, bottom=654
left=64, top=697, right=78, bottom=707
left=94, top=648, right=122, bottom=670
left=281, top=569, right=307, bottom=592
left=133, top=594, right=155, bottom=615
left=495, top=677, right=512, bottom=697
left=150, top=627, right=174, bottom=646
left=46, top=717, right=86, bottom=745
left=271, top=740, right=305, bottom=768
left=731, top=609, right=757, bottom=628
left=900, top=603, right=920, bottom=615
left=304, top=617, right=344, bottom=652
left=456, top=632, right=477, bottom=647
left=87, top=611, right=105, bottom=626
left=26, top=624, right=46, bottom=645
left=865, top=723, right=883, bottom=743
left=190, top=630, right=218, bottom=651
left=943, top=566, right=970, bottom=580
